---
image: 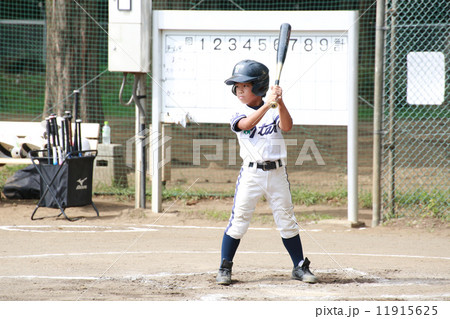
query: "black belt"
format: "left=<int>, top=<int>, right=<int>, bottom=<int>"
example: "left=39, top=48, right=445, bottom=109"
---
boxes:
left=249, top=159, right=282, bottom=171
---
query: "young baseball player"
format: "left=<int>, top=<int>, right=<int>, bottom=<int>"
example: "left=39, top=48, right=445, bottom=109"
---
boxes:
left=216, top=59, right=318, bottom=285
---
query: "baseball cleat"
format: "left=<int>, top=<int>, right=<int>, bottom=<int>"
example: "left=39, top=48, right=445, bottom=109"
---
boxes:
left=291, top=257, right=318, bottom=283
left=216, top=259, right=233, bottom=285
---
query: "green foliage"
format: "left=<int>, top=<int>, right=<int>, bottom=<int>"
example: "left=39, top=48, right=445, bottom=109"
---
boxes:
left=295, top=212, right=334, bottom=223
left=93, top=184, right=135, bottom=201
left=393, top=106, right=450, bottom=120
left=359, top=189, right=372, bottom=209
left=94, top=185, right=377, bottom=212
left=397, top=188, right=449, bottom=221
left=290, top=186, right=348, bottom=206
left=0, top=73, right=45, bottom=116
left=200, top=209, right=230, bottom=221
left=0, top=0, right=44, bottom=20
left=161, top=187, right=234, bottom=201
left=384, top=188, right=449, bottom=222
left=98, top=72, right=135, bottom=118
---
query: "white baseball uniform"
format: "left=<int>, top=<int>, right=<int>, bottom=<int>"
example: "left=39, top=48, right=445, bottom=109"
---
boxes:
left=225, top=102, right=299, bottom=239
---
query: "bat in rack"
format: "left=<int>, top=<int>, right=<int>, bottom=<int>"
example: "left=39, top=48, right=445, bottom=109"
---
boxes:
left=64, top=111, right=72, bottom=154
left=73, top=90, right=80, bottom=155
left=270, top=23, right=292, bottom=108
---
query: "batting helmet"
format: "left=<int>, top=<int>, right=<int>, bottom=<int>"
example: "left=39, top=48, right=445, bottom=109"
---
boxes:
left=224, top=60, right=270, bottom=97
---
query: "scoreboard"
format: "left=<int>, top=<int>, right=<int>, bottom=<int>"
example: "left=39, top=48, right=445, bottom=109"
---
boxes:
left=152, top=10, right=358, bottom=126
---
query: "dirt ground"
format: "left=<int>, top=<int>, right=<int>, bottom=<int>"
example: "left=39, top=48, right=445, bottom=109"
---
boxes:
left=0, top=194, right=449, bottom=305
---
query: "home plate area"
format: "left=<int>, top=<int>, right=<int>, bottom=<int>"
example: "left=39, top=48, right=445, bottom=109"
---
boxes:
left=0, top=220, right=448, bottom=301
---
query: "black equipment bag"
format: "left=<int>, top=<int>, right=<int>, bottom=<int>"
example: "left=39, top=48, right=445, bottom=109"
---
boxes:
left=3, top=165, right=40, bottom=199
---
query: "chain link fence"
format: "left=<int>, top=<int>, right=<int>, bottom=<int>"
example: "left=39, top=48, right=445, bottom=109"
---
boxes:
left=3, top=1, right=446, bottom=219
left=381, top=0, right=449, bottom=219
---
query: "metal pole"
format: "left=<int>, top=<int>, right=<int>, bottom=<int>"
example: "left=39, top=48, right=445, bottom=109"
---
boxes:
left=138, top=74, right=147, bottom=208
left=372, top=0, right=387, bottom=227
left=134, top=102, right=141, bottom=208
left=134, top=73, right=147, bottom=209
left=151, top=15, right=162, bottom=213
left=387, top=0, right=398, bottom=217
left=347, top=11, right=360, bottom=226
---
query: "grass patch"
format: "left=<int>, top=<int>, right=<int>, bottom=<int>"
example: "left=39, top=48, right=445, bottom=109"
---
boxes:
left=384, top=188, right=449, bottom=222
left=161, top=187, right=234, bottom=201
left=181, top=209, right=230, bottom=223
left=188, top=210, right=334, bottom=224
left=200, top=209, right=230, bottom=222
left=291, top=187, right=348, bottom=206
left=92, top=185, right=374, bottom=211
left=93, top=184, right=135, bottom=202
left=295, top=212, right=334, bottom=223
left=359, top=189, right=372, bottom=209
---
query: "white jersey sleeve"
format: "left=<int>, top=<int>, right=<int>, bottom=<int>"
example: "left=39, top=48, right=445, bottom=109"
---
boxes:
left=230, top=111, right=246, bottom=133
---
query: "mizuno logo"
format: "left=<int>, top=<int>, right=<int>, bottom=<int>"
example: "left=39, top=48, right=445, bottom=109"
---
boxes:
left=76, top=177, right=88, bottom=190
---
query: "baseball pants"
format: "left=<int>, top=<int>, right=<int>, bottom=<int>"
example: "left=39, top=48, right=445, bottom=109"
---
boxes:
left=225, top=163, right=299, bottom=239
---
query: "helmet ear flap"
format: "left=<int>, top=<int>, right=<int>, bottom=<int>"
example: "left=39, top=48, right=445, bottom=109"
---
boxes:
left=232, top=84, right=237, bottom=96
left=251, top=73, right=269, bottom=97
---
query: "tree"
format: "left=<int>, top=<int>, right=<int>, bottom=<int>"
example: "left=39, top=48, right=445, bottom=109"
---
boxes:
left=44, top=0, right=103, bottom=122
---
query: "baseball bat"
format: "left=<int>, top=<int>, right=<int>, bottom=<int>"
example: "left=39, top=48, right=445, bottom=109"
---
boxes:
left=51, top=115, right=63, bottom=164
left=61, top=119, right=66, bottom=155
left=76, top=119, right=82, bottom=155
left=270, top=23, right=291, bottom=108
left=65, top=111, right=73, bottom=154
left=49, top=114, right=58, bottom=165
left=45, top=117, right=52, bottom=164
left=73, top=90, right=79, bottom=152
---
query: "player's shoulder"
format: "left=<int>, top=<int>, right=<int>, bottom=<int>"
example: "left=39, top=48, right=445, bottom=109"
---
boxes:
left=229, top=104, right=248, bottom=131
left=230, top=109, right=245, bottom=126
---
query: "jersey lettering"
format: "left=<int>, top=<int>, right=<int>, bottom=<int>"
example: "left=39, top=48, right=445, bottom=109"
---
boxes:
left=243, top=121, right=277, bottom=139
left=258, top=121, right=277, bottom=137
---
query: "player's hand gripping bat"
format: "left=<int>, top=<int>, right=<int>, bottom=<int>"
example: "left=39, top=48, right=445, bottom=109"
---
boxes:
left=270, top=23, right=291, bottom=108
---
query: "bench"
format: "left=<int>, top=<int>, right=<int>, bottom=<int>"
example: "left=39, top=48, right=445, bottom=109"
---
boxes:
left=0, top=121, right=100, bottom=165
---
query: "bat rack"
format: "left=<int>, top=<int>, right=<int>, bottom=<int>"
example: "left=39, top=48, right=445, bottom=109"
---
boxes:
left=29, top=149, right=99, bottom=221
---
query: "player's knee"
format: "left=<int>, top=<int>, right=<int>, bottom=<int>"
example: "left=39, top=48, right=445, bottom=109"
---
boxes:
left=280, top=227, right=299, bottom=239
left=226, top=222, right=249, bottom=239
left=275, top=215, right=299, bottom=239
left=226, top=229, right=246, bottom=239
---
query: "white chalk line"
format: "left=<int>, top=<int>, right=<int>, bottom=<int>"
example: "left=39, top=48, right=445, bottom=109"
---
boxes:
left=0, top=225, right=158, bottom=233
left=0, top=224, right=323, bottom=233
left=0, top=267, right=426, bottom=281
left=1, top=249, right=449, bottom=261
left=0, top=224, right=448, bottom=262
left=309, top=252, right=450, bottom=261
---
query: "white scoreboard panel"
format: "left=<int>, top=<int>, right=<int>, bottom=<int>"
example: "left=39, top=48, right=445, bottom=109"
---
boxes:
left=153, top=10, right=358, bottom=126
left=151, top=10, right=360, bottom=221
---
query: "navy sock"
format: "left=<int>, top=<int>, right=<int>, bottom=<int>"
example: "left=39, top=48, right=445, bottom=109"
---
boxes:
left=220, top=233, right=240, bottom=263
left=282, top=234, right=304, bottom=267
